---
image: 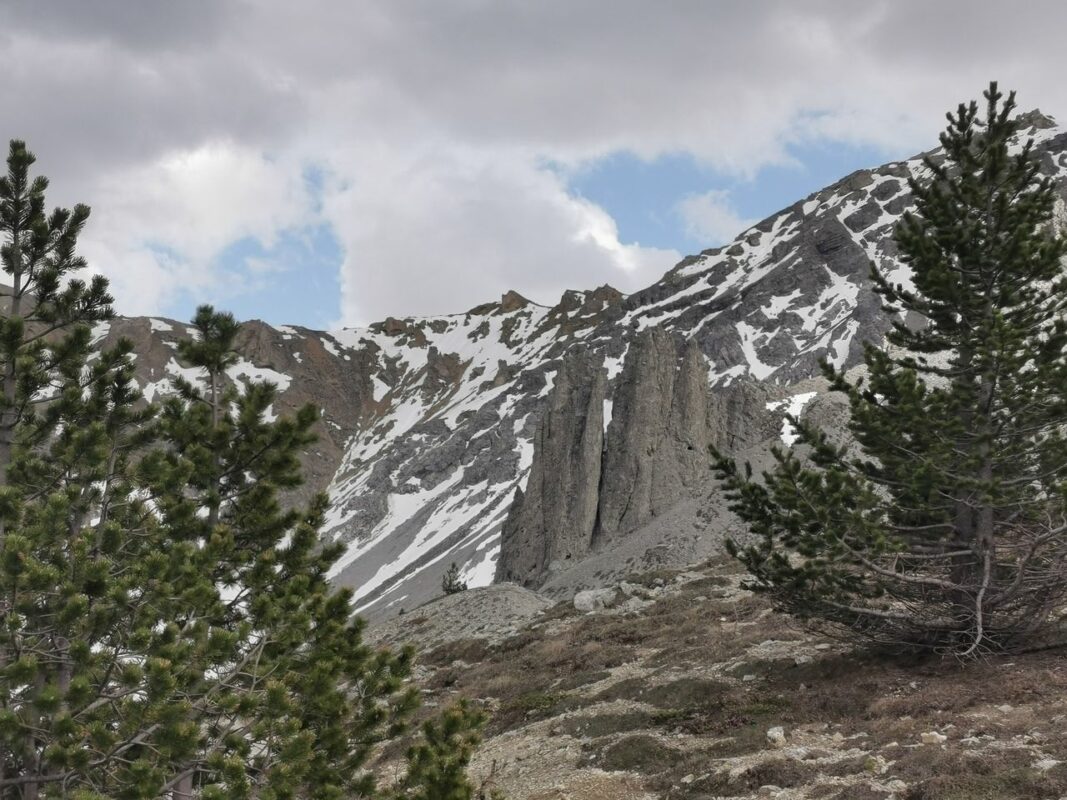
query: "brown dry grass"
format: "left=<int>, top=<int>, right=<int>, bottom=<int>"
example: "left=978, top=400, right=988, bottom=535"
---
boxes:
left=900, top=754, right=1067, bottom=799
left=662, top=758, right=819, bottom=798
left=407, top=562, right=1067, bottom=797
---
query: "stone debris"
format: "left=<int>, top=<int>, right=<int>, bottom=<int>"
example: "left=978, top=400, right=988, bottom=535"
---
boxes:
left=380, top=552, right=1067, bottom=800
left=766, top=726, right=787, bottom=747
left=573, top=588, right=619, bottom=614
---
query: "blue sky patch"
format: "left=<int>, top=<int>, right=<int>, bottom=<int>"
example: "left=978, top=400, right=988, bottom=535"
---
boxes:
left=567, top=140, right=904, bottom=254
left=161, top=222, right=344, bottom=330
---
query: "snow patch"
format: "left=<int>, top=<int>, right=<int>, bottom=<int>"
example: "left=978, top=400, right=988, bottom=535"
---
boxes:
left=226, top=359, right=292, bottom=393
left=761, top=288, right=803, bottom=319
left=321, top=337, right=341, bottom=357
left=459, top=543, right=499, bottom=588
left=371, top=375, right=390, bottom=402
left=736, top=321, right=780, bottom=380
left=90, top=322, right=111, bottom=346
left=766, top=391, right=819, bottom=446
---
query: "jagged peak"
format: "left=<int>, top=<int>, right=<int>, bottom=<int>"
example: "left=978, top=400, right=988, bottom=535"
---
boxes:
left=588, top=283, right=623, bottom=305
left=466, top=289, right=544, bottom=317
left=1017, top=108, right=1057, bottom=130
left=553, top=285, right=624, bottom=314
left=499, top=290, right=531, bottom=312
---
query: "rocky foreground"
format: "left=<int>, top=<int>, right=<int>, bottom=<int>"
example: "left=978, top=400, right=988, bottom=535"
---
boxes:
left=372, top=560, right=1067, bottom=800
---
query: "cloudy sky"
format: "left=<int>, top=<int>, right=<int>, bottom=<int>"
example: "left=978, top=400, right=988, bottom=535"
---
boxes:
left=3, top=1, right=1066, bottom=328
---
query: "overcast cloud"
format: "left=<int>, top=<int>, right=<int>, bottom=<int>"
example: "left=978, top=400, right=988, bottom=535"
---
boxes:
left=2, top=1, right=1066, bottom=325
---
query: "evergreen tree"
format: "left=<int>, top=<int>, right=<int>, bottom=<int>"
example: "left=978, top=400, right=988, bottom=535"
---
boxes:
left=0, top=139, right=145, bottom=798
left=0, top=142, right=483, bottom=797
left=441, top=563, right=467, bottom=596
left=0, top=140, right=113, bottom=490
left=392, top=702, right=484, bottom=800
left=135, top=303, right=423, bottom=798
left=717, top=83, right=1067, bottom=656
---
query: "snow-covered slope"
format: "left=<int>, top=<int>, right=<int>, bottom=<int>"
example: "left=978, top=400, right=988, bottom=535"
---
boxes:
left=104, top=111, right=1067, bottom=618
left=317, top=288, right=626, bottom=615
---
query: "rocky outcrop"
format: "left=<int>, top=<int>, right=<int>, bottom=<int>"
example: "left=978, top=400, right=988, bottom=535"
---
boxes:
left=422, top=346, right=467, bottom=403
left=498, top=327, right=783, bottom=589
left=594, top=330, right=714, bottom=545
left=707, top=377, right=782, bottom=454
left=497, top=348, right=606, bottom=587
left=94, top=316, right=366, bottom=508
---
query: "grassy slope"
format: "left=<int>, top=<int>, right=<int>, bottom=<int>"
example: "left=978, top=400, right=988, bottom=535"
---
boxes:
left=392, top=558, right=1067, bottom=800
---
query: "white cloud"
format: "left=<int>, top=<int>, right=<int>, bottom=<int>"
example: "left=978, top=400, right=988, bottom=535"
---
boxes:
left=321, top=146, right=679, bottom=323
left=6, top=1, right=1067, bottom=323
left=676, top=190, right=756, bottom=246
left=78, top=143, right=317, bottom=315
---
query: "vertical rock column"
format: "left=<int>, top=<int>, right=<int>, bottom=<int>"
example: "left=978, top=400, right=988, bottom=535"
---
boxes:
left=593, top=330, right=713, bottom=546
left=496, top=349, right=606, bottom=587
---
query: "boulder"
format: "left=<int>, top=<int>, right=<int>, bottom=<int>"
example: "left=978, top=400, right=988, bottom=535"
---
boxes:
left=573, top=588, right=619, bottom=613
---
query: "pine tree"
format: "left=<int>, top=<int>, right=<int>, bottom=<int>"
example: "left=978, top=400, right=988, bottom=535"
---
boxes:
left=441, top=563, right=468, bottom=596
left=0, top=139, right=144, bottom=798
left=392, top=702, right=484, bottom=800
left=133, top=303, right=424, bottom=798
left=0, top=142, right=483, bottom=797
left=0, top=140, right=113, bottom=489
left=717, top=83, right=1067, bottom=656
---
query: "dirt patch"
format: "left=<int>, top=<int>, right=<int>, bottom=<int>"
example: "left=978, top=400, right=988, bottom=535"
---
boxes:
left=590, top=734, right=683, bottom=774
left=555, top=711, right=657, bottom=739
left=397, top=561, right=1067, bottom=800
left=903, top=766, right=1067, bottom=800
left=677, top=759, right=819, bottom=797
left=555, top=669, right=612, bottom=692
left=420, top=637, right=493, bottom=668
left=827, top=786, right=891, bottom=800
left=892, top=747, right=1067, bottom=799
left=596, top=676, right=731, bottom=710
left=369, top=583, right=552, bottom=649
left=491, top=691, right=583, bottom=733
left=422, top=622, right=637, bottom=734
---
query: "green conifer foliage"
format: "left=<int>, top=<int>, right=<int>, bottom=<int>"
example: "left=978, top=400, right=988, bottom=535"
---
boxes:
left=441, top=563, right=468, bottom=596
left=136, top=303, right=423, bottom=798
left=717, top=84, right=1067, bottom=656
left=0, top=142, right=483, bottom=797
left=391, top=702, right=485, bottom=800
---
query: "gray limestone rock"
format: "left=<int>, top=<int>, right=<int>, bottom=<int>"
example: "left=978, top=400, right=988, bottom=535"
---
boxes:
left=573, top=587, right=620, bottom=613
left=595, top=330, right=713, bottom=546
left=496, top=348, right=606, bottom=587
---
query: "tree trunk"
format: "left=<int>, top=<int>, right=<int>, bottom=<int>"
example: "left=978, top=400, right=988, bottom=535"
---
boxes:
left=0, top=234, right=22, bottom=491
left=172, top=773, right=195, bottom=800
left=207, top=369, right=220, bottom=530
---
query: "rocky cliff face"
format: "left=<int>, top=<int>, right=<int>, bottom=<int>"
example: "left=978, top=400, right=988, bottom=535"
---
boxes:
left=497, top=348, right=606, bottom=587
left=594, top=330, right=714, bottom=547
left=496, top=327, right=783, bottom=589
left=100, top=112, right=1067, bottom=617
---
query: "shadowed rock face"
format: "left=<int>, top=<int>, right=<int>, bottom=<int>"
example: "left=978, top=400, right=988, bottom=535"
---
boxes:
left=497, top=329, right=780, bottom=589
left=497, top=349, right=606, bottom=588
left=595, top=330, right=713, bottom=546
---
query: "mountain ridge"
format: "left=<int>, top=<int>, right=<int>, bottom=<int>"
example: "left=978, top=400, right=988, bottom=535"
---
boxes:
left=96, top=110, right=1067, bottom=617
